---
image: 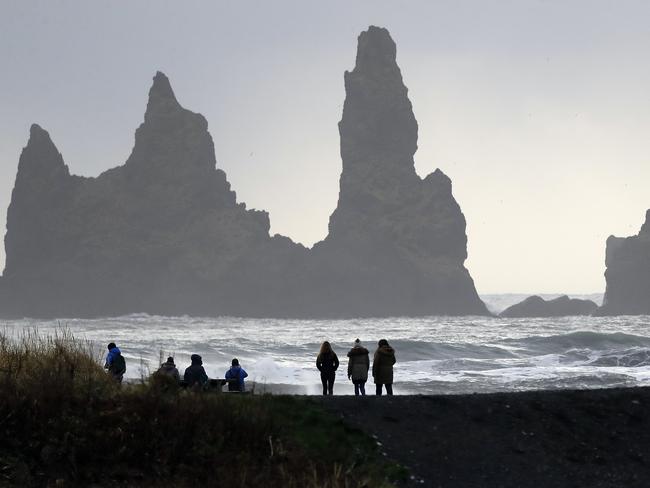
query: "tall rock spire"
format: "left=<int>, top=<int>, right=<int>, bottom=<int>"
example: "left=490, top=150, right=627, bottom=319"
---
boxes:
left=315, top=26, right=488, bottom=316
left=144, top=71, right=182, bottom=122
left=335, top=26, right=418, bottom=215
left=4, top=124, right=76, bottom=279
left=15, top=124, right=70, bottom=183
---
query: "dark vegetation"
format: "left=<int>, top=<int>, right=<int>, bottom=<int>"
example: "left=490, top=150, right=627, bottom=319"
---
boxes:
left=0, top=331, right=398, bottom=487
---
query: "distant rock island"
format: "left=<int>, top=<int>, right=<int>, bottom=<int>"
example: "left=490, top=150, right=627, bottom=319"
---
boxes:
left=0, top=26, right=488, bottom=318
left=499, top=295, right=598, bottom=318
left=597, top=210, right=650, bottom=316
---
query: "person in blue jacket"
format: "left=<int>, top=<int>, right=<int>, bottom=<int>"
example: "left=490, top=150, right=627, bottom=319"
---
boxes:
left=225, top=358, right=248, bottom=392
left=104, top=342, right=126, bottom=383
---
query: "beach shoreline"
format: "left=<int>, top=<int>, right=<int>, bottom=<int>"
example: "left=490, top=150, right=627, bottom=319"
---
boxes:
left=314, top=386, right=650, bottom=487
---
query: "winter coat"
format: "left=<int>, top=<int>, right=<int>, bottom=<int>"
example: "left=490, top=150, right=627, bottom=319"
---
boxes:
left=104, top=346, right=121, bottom=369
left=104, top=347, right=126, bottom=377
left=157, top=361, right=180, bottom=382
left=347, top=346, right=369, bottom=382
left=316, top=351, right=339, bottom=376
left=184, top=363, right=208, bottom=387
left=225, top=365, right=249, bottom=391
left=372, top=346, right=396, bottom=385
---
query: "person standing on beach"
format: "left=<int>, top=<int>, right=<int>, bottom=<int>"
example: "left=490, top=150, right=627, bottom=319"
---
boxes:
left=372, top=339, right=396, bottom=396
left=183, top=354, right=208, bottom=389
left=316, top=341, right=339, bottom=395
left=104, top=342, right=126, bottom=384
left=225, top=358, right=249, bottom=392
left=347, top=338, right=369, bottom=396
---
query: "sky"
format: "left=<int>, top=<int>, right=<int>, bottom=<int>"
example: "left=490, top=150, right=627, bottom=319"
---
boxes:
left=0, top=0, right=648, bottom=295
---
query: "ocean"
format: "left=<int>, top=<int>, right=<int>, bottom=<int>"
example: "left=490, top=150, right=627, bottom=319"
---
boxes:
left=3, top=294, right=650, bottom=395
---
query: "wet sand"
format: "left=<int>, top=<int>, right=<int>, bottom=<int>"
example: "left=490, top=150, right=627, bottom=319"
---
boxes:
left=316, top=387, right=650, bottom=487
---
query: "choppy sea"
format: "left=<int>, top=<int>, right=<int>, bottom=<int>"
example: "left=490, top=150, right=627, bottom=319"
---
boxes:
left=3, top=294, right=649, bottom=395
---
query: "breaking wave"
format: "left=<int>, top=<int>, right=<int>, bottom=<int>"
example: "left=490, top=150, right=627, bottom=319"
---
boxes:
left=2, top=313, right=650, bottom=394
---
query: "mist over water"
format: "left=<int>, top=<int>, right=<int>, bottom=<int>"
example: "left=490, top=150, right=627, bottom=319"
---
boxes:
left=3, top=308, right=650, bottom=395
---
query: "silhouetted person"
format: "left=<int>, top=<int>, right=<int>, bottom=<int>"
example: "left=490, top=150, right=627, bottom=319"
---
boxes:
left=347, top=338, right=369, bottom=396
left=104, top=342, right=126, bottom=384
left=316, top=341, right=339, bottom=395
left=373, top=339, right=396, bottom=396
left=157, top=356, right=180, bottom=382
left=225, top=358, right=249, bottom=392
left=184, top=354, right=208, bottom=389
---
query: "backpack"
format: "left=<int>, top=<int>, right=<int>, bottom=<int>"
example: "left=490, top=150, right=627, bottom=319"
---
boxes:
left=111, top=353, right=127, bottom=376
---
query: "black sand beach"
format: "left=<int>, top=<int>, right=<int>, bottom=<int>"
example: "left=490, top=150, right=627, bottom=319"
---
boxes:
left=318, top=387, right=650, bottom=487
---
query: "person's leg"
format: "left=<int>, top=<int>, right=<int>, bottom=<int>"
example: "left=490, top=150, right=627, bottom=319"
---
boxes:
left=386, top=383, right=393, bottom=396
left=360, top=381, right=366, bottom=396
left=328, top=374, right=335, bottom=395
left=321, top=374, right=328, bottom=395
left=354, top=382, right=360, bottom=396
left=376, top=384, right=382, bottom=396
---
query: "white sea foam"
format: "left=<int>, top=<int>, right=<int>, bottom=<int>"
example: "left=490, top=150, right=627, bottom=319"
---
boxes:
left=2, top=313, right=649, bottom=394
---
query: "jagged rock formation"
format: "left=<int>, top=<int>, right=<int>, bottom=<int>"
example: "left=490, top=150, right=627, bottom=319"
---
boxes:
left=308, top=26, right=487, bottom=316
left=499, top=295, right=597, bottom=318
left=597, top=210, right=650, bottom=316
left=0, top=26, right=488, bottom=318
left=2, top=73, right=306, bottom=317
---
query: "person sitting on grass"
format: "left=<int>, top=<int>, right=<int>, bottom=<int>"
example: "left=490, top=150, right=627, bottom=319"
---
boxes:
left=104, top=342, right=126, bottom=384
left=156, top=356, right=180, bottom=382
left=225, top=358, right=249, bottom=392
left=184, top=354, right=208, bottom=389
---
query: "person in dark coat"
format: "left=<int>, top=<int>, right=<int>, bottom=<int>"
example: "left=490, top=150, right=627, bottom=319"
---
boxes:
left=156, top=356, right=180, bottom=382
left=347, top=338, right=369, bottom=396
left=184, top=354, right=208, bottom=389
left=225, top=358, right=249, bottom=392
left=372, top=339, right=396, bottom=396
left=104, top=342, right=126, bottom=383
left=316, top=341, right=339, bottom=395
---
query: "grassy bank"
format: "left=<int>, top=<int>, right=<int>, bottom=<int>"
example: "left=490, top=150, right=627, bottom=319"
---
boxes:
left=0, top=331, right=400, bottom=487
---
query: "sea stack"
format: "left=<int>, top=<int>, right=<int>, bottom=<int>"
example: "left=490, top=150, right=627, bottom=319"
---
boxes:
left=598, top=210, right=650, bottom=316
left=309, top=26, right=488, bottom=316
left=0, top=27, right=488, bottom=318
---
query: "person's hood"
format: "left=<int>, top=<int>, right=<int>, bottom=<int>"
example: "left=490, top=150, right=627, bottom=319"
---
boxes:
left=230, top=365, right=241, bottom=372
left=110, top=346, right=121, bottom=355
left=161, top=362, right=176, bottom=369
left=190, top=354, right=202, bottom=365
left=377, top=346, right=395, bottom=356
left=348, top=347, right=369, bottom=356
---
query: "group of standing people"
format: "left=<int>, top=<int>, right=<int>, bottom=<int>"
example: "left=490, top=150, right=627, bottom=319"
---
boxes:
left=316, top=338, right=396, bottom=396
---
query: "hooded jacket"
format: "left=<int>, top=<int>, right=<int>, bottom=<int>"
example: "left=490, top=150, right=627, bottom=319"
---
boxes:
left=184, top=355, right=208, bottom=387
left=372, top=345, right=396, bottom=385
left=104, top=346, right=126, bottom=376
left=225, top=365, right=249, bottom=391
left=347, top=346, right=369, bottom=382
left=157, top=361, right=180, bottom=382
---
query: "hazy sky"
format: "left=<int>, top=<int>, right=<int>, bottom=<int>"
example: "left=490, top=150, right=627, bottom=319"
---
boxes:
left=1, top=0, right=649, bottom=294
